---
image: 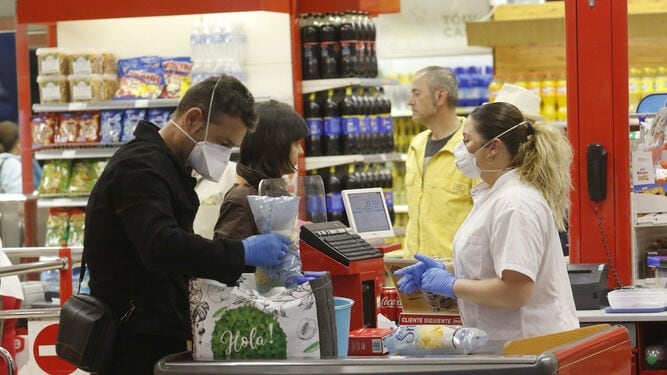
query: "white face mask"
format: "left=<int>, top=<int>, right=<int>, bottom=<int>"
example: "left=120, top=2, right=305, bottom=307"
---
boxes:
left=454, top=121, right=527, bottom=179
left=169, top=118, right=232, bottom=182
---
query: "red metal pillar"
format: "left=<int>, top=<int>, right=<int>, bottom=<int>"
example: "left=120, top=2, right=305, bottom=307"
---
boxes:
left=566, top=0, right=631, bottom=286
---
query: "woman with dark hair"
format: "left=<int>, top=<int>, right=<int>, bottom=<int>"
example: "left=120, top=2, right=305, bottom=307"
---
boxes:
left=396, top=102, right=578, bottom=341
left=214, top=100, right=308, bottom=240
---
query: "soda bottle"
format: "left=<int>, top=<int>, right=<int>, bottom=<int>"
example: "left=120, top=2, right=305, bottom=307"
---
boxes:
left=338, top=11, right=357, bottom=77
left=541, top=72, right=557, bottom=121
left=340, top=86, right=360, bottom=154
left=322, top=89, right=341, bottom=155
left=304, top=92, right=323, bottom=156
left=376, top=87, right=393, bottom=153
left=365, top=12, right=378, bottom=78
left=358, top=87, right=372, bottom=154
left=488, top=74, right=503, bottom=103
left=300, top=13, right=320, bottom=80
left=318, top=13, right=340, bottom=78
left=325, top=166, right=344, bottom=222
left=555, top=73, right=567, bottom=121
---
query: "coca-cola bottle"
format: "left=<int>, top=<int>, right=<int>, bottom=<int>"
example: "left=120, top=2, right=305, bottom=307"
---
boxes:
left=322, top=89, right=341, bottom=155
left=364, top=12, right=378, bottom=78
left=325, top=166, right=344, bottom=222
left=377, top=87, right=394, bottom=152
left=340, top=86, right=360, bottom=154
left=318, top=13, right=340, bottom=78
left=338, top=12, right=357, bottom=78
left=357, top=87, right=370, bottom=154
left=304, top=92, right=323, bottom=156
left=299, top=13, right=320, bottom=80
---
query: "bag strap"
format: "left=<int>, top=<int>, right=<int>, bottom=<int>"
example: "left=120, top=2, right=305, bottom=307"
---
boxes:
left=79, top=251, right=147, bottom=323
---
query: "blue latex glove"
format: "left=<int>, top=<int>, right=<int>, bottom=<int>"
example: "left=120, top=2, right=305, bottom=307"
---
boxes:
left=293, top=271, right=327, bottom=285
left=242, top=234, right=290, bottom=267
left=394, top=254, right=445, bottom=294
left=421, top=268, right=458, bottom=299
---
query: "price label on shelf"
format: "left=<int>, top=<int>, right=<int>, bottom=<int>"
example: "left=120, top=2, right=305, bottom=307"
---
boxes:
left=62, top=150, right=76, bottom=158
left=135, top=100, right=149, bottom=108
left=67, top=102, right=87, bottom=111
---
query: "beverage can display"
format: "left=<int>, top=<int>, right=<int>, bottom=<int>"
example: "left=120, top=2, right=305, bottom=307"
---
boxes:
left=380, top=286, right=399, bottom=322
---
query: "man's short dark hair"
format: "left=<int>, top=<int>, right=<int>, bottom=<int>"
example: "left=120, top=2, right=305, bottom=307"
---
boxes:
left=175, top=75, right=257, bottom=129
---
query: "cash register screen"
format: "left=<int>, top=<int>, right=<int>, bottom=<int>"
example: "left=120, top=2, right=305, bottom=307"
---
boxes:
left=341, top=188, right=394, bottom=241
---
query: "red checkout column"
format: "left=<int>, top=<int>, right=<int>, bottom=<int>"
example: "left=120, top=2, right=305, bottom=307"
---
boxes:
left=566, top=0, right=631, bottom=287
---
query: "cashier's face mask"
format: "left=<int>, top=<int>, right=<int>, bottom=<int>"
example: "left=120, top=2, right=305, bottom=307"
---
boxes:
left=454, top=121, right=526, bottom=179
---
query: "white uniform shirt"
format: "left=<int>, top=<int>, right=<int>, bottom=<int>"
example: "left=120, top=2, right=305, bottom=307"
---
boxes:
left=0, top=238, right=24, bottom=300
left=453, top=170, right=578, bottom=341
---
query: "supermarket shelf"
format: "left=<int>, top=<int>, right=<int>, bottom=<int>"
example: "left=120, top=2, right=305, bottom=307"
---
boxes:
left=37, top=197, right=88, bottom=208
left=33, top=99, right=180, bottom=113
left=297, top=0, right=400, bottom=15
left=466, top=2, right=667, bottom=48
left=17, top=0, right=291, bottom=24
left=302, top=78, right=399, bottom=94
left=305, top=152, right=403, bottom=170
left=34, top=146, right=122, bottom=160
left=394, top=204, right=407, bottom=214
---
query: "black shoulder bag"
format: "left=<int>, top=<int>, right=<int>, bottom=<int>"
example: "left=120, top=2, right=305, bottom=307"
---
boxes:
left=56, top=255, right=140, bottom=373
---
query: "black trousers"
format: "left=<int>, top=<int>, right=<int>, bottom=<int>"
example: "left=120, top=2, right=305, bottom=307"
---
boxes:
left=104, top=332, right=187, bottom=375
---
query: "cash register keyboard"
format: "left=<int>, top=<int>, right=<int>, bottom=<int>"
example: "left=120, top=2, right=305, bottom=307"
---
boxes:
left=300, top=221, right=384, bottom=266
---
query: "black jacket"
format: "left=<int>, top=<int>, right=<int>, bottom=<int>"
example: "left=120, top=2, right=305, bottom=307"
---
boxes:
left=83, top=121, right=246, bottom=339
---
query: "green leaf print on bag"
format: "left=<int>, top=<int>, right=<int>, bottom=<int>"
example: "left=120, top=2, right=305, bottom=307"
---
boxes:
left=211, top=306, right=287, bottom=359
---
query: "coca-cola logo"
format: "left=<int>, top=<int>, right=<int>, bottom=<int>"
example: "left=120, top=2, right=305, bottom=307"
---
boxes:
left=380, top=296, right=397, bottom=307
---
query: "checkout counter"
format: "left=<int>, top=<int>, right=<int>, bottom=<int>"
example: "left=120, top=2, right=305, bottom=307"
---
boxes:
left=154, top=324, right=631, bottom=375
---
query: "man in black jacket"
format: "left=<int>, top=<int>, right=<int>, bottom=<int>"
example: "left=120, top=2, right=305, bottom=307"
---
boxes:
left=83, top=75, right=290, bottom=374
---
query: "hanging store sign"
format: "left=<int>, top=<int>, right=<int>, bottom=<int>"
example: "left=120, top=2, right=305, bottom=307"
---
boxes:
left=375, top=0, right=491, bottom=57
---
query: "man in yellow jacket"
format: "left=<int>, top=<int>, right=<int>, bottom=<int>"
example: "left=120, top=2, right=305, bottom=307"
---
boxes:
left=404, top=66, right=478, bottom=260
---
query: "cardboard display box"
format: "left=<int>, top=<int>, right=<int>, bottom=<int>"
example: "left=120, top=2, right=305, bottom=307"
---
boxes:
left=384, top=258, right=462, bottom=326
left=348, top=328, right=393, bottom=356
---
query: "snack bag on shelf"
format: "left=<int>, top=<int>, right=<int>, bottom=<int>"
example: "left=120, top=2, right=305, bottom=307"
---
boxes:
left=114, top=56, right=164, bottom=99
left=36, top=48, right=70, bottom=75
left=68, top=161, right=94, bottom=195
left=90, top=160, right=108, bottom=190
left=121, top=109, right=146, bottom=142
left=67, top=209, right=86, bottom=247
left=55, top=113, right=79, bottom=144
left=45, top=208, right=70, bottom=247
left=76, top=112, right=101, bottom=143
left=100, top=110, right=123, bottom=143
left=68, top=74, right=105, bottom=102
left=160, top=57, right=192, bottom=99
left=39, top=160, right=72, bottom=195
left=36, top=75, right=69, bottom=104
left=147, top=108, right=173, bottom=128
left=31, top=113, right=58, bottom=148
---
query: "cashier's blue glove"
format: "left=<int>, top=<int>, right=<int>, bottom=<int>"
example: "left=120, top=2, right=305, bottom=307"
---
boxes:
left=420, top=268, right=458, bottom=299
left=394, top=254, right=445, bottom=295
left=242, top=234, right=290, bottom=267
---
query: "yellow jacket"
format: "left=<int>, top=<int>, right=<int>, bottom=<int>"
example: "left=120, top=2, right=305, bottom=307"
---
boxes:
left=404, top=121, right=479, bottom=259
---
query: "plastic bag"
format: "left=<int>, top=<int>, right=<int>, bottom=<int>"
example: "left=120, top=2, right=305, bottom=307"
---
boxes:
left=385, top=325, right=488, bottom=356
left=247, top=195, right=304, bottom=292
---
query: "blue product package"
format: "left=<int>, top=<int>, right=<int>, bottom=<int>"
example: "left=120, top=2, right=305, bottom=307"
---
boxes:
left=121, top=109, right=146, bottom=142
left=147, top=108, right=173, bottom=128
left=100, top=110, right=123, bottom=144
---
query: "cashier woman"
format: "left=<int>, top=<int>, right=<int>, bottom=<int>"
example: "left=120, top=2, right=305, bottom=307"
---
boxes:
left=396, top=102, right=579, bottom=341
